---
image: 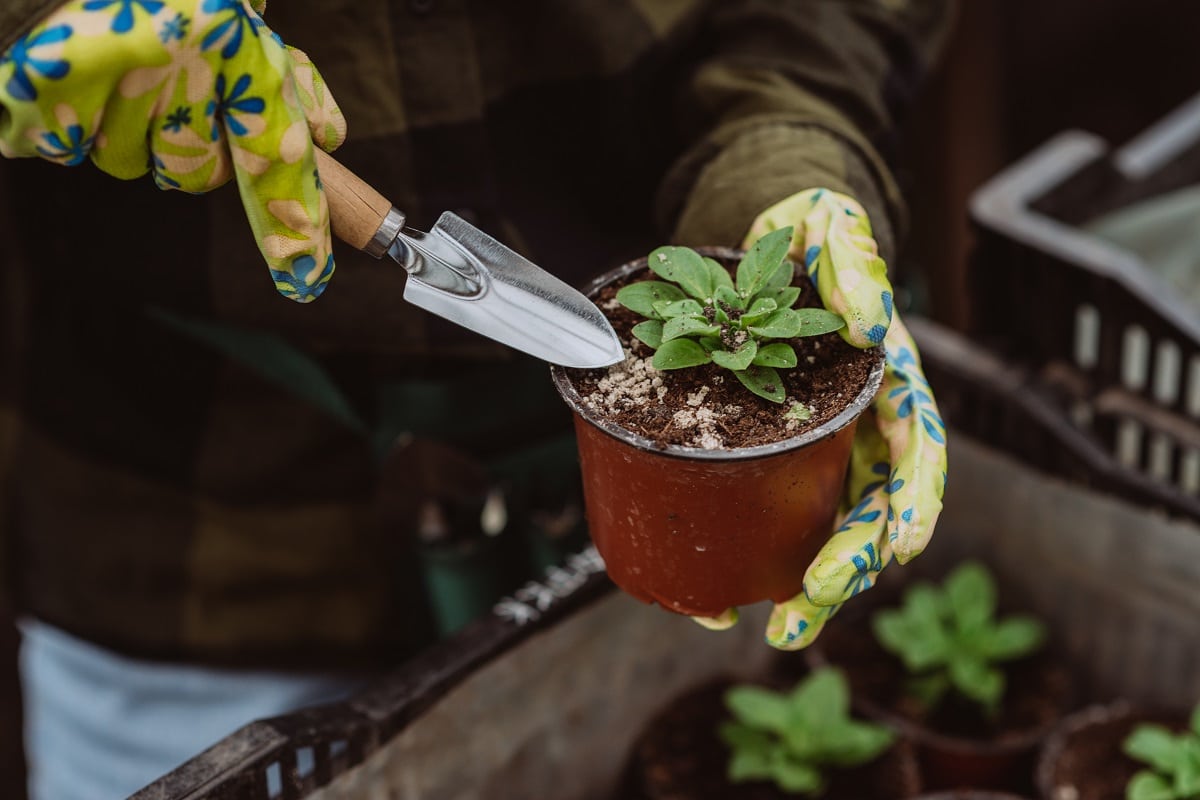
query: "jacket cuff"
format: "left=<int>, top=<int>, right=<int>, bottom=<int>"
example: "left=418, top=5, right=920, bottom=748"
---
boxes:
left=661, top=122, right=901, bottom=265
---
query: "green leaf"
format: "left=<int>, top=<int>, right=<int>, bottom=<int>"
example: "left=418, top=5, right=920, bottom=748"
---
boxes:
left=762, top=286, right=802, bottom=310
left=749, top=308, right=803, bottom=339
left=631, top=320, right=663, bottom=349
left=1176, top=743, right=1200, bottom=797
left=719, top=721, right=776, bottom=754
left=1125, top=725, right=1186, bottom=773
left=788, top=669, right=850, bottom=730
left=714, top=284, right=745, bottom=311
left=648, top=246, right=713, bottom=300
left=754, top=343, right=797, bottom=368
left=794, top=307, right=847, bottom=337
left=652, top=338, right=713, bottom=370
left=616, top=281, right=686, bottom=320
left=662, top=316, right=721, bottom=342
left=904, top=672, right=951, bottom=711
left=653, top=298, right=705, bottom=319
left=741, top=297, right=779, bottom=326
left=147, top=308, right=368, bottom=434
left=905, top=583, right=947, bottom=622
left=703, top=257, right=735, bottom=293
left=735, top=366, right=785, bottom=403
left=724, top=686, right=791, bottom=734
left=712, top=339, right=758, bottom=371
left=818, top=720, right=896, bottom=767
left=736, top=227, right=793, bottom=297
left=769, top=755, right=823, bottom=795
left=949, top=655, right=1004, bottom=715
left=1127, top=770, right=1177, bottom=800
left=873, top=587, right=951, bottom=672
left=727, top=747, right=775, bottom=783
left=944, top=561, right=997, bottom=634
left=982, top=617, right=1046, bottom=661
left=698, top=336, right=723, bottom=353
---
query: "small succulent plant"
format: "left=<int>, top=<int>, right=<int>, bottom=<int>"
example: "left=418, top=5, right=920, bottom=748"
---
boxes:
left=720, top=667, right=896, bottom=795
left=1123, top=703, right=1200, bottom=800
left=616, top=227, right=844, bottom=403
left=871, top=561, right=1047, bottom=717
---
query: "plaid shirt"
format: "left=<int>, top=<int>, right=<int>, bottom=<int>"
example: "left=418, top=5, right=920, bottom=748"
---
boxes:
left=0, top=0, right=951, bottom=669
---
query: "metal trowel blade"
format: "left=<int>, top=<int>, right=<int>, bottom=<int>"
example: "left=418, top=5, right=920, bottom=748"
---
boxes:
left=395, top=211, right=624, bottom=369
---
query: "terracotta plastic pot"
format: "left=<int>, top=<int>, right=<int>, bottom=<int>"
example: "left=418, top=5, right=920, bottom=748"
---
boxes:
left=550, top=250, right=885, bottom=618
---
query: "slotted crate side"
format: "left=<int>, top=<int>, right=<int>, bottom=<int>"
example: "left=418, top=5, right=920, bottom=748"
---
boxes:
left=967, top=113, right=1200, bottom=522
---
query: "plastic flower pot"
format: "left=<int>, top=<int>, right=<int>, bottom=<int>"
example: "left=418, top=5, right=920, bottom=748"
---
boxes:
left=550, top=250, right=885, bottom=619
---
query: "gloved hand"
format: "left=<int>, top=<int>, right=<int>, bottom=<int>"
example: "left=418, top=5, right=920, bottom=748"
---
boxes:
left=0, top=0, right=345, bottom=302
left=695, top=188, right=947, bottom=648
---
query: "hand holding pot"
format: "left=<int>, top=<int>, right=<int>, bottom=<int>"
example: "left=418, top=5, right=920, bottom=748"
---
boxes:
left=695, top=188, right=948, bottom=648
left=0, top=0, right=346, bottom=301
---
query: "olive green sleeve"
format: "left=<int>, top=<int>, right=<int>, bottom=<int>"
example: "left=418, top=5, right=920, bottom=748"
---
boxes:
left=0, top=0, right=61, bottom=52
left=659, top=0, right=955, bottom=263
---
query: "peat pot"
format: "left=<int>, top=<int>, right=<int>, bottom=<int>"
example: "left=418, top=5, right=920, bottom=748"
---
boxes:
left=550, top=251, right=885, bottom=619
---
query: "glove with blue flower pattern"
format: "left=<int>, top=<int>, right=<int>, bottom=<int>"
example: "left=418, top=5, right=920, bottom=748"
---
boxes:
left=695, top=188, right=948, bottom=649
left=0, top=0, right=345, bottom=301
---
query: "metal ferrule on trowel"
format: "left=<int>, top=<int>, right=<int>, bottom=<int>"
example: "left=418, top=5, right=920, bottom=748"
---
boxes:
left=315, top=150, right=623, bottom=369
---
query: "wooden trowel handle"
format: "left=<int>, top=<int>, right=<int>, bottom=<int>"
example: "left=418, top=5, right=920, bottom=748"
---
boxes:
left=315, top=149, right=396, bottom=253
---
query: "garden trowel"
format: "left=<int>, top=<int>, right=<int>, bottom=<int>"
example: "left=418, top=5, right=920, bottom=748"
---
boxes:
left=315, top=151, right=623, bottom=368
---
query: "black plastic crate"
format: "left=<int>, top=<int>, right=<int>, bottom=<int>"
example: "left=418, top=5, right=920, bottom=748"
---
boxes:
left=965, top=93, right=1200, bottom=522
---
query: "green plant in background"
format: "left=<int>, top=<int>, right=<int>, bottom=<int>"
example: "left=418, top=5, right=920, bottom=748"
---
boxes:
left=720, top=667, right=895, bottom=795
left=616, top=227, right=845, bottom=403
left=871, top=561, right=1046, bottom=717
left=1123, top=703, right=1200, bottom=800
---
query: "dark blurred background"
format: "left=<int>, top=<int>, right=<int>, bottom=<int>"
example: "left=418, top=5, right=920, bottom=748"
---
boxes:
left=3, top=1, right=1199, bottom=797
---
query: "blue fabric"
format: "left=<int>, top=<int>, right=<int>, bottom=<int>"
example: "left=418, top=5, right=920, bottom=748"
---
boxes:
left=19, top=619, right=362, bottom=800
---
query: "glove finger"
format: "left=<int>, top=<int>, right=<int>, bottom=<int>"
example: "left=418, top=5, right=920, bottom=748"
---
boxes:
left=214, top=28, right=336, bottom=301
left=765, top=593, right=842, bottom=651
left=802, top=415, right=895, bottom=607
left=284, top=45, right=346, bottom=152
left=877, top=315, right=947, bottom=562
left=691, top=608, right=739, bottom=631
left=801, top=190, right=893, bottom=349
left=745, top=189, right=893, bottom=350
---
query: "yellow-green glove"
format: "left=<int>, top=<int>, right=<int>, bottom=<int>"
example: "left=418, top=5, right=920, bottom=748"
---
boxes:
left=697, top=189, right=948, bottom=648
left=0, top=0, right=345, bottom=302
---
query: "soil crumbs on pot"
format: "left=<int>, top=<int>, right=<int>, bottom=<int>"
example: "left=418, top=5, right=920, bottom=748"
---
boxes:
left=631, top=678, right=920, bottom=800
left=566, top=269, right=879, bottom=450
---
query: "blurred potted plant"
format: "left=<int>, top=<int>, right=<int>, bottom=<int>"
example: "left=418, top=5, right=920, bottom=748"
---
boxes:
left=1036, top=700, right=1199, bottom=800
left=807, top=562, right=1074, bottom=792
left=630, top=667, right=921, bottom=798
left=550, top=229, right=883, bottom=619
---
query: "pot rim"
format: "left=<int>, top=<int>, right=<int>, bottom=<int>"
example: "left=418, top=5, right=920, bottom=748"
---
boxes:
left=1032, top=700, right=1190, bottom=799
left=550, top=247, right=885, bottom=463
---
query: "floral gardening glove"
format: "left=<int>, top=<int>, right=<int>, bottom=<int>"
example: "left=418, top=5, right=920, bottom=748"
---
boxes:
left=695, top=188, right=948, bottom=649
left=0, top=0, right=346, bottom=302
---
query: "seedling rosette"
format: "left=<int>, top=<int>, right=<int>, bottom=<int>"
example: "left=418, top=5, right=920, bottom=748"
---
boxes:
left=871, top=561, right=1047, bottom=718
left=616, top=226, right=844, bottom=403
left=1123, top=702, right=1200, bottom=800
left=721, top=668, right=896, bottom=795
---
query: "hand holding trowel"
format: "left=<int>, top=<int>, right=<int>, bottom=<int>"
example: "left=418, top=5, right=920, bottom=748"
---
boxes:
left=314, top=151, right=622, bottom=369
